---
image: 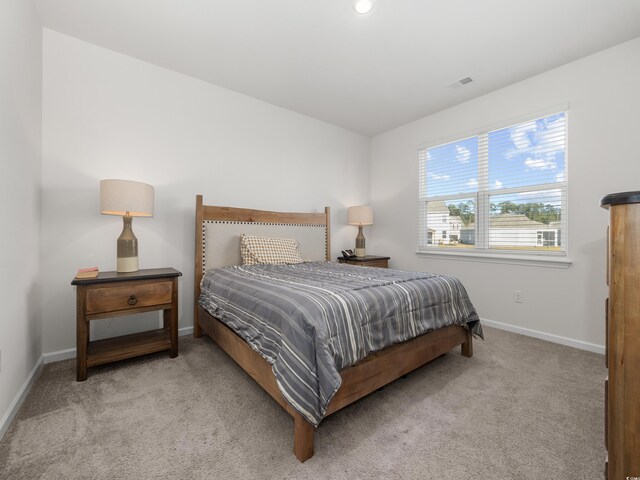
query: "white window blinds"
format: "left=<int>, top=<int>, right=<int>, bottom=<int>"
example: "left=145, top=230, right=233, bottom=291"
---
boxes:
left=418, top=111, right=567, bottom=254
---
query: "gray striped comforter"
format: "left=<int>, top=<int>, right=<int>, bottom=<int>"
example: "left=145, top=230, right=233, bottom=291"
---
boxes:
left=199, top=262, right=482, bottom=426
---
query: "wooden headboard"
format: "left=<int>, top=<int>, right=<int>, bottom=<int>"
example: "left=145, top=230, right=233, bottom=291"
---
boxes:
left=194, top=195, right=331, bottom=326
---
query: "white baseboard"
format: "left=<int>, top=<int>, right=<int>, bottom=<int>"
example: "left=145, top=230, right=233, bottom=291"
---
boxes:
left=43, top=325, right=195, bottom=364
left=43, top=347, right=76, bottom=364
left=481, top=317, right=605, bottom=355
left=0, top=354, right=44, bottom=442
left=179, top=326, right=194, bottom=337
left=178, top=326, right=193, bottom=337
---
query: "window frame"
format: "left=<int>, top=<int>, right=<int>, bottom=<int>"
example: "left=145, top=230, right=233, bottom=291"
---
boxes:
left=417, top=105, right=571, bottom=268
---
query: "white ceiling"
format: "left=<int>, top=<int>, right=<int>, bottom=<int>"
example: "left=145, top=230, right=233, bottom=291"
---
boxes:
left=35, top=0, right=640, bottom=137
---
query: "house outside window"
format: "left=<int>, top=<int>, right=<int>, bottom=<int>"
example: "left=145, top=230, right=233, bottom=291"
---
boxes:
left=418, top=110, right=568, bottom=256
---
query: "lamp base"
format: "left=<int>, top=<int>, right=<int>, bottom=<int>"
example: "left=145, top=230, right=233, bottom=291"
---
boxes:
left=117, top=215, right=139, bottom=273
left=355, top=225, right=366, bottom=258
left=117, top=256, right=139, bottom=273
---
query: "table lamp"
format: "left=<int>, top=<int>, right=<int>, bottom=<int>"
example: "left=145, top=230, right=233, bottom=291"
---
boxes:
left=347, top=205, right=373, bottom=257
left=100, top=179, right=154, bottom=272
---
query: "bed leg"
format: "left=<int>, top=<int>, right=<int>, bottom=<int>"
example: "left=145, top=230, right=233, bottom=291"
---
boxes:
left=461, top=329, right=473, bottom=357
left=293, top=412, right=314, bottom=462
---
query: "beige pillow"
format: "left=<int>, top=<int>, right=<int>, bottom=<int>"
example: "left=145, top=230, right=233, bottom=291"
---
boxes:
left=240, top=234, right=304, bottom=265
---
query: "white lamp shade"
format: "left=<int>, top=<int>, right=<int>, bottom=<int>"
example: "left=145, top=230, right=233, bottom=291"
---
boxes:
left=100, top=179, right=154, bottom=217
left=347, top=205, right=373, bottom=226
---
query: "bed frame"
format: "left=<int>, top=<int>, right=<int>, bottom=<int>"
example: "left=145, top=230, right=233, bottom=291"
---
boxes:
left=193, top=195, right=473, bottom=462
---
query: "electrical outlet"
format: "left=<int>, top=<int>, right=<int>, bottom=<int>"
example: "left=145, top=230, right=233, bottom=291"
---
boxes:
left=514, top=290, right=524, bottom=303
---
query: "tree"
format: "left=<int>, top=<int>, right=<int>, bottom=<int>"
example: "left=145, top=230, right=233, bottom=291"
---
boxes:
left=497, top=201, right=518, bottom=214
left=447, top=201, right=475, bottom=225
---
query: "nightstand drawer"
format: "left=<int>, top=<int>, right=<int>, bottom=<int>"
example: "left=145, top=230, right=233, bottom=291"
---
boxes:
left=86, top=281, right=172, bottom=315
left=337, top=255, right=390, bottom=268
left=355, top=260, right=388, bottom=268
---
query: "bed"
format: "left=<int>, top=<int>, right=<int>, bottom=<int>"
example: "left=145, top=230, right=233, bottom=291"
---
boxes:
left=193, top=195, right=481, bottom=462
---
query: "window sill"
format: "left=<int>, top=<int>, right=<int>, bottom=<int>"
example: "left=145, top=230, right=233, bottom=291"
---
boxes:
left=416, top=249, right=572, bottom=268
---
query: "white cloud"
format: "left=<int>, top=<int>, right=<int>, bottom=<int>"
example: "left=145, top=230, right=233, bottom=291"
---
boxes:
left=428, top=172, right=450, bottom=181
left=506, top=114, right=565, bottom=159
left=537, top=115, right=566, bottom=155
left=510, top=121, right=536, bottom=150
left=494, top=180, right=503, bottom=188
left=466, top=178, right=478, bottom=189
left=456, top=145, right=471, bottom=164
left=555, top=171, right=566, bottom=182
left=525, top=157, right=556, bottom=170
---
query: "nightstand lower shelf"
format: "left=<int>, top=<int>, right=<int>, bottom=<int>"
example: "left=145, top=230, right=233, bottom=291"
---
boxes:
left=87, top=329, right=172, bottom=367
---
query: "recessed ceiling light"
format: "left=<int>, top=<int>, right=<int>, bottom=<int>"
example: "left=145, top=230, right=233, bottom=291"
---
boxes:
left=353, top=0, right=375, bottom=14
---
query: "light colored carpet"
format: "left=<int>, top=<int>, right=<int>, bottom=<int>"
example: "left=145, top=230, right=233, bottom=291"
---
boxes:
left=0, top=327, right=606, bottom=479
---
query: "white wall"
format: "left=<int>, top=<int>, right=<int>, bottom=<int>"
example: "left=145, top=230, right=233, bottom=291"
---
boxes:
left=42, top=30, right=371, bottom=354
left=370, top=37, right=640, bottom=350
left=0, top=0, right=42, bottom=431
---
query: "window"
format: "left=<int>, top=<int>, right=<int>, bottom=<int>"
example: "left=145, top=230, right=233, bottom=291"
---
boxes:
left=418, top=111, right=567, bottom=256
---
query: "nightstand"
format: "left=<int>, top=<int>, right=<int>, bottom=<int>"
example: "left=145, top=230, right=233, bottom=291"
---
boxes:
left=71, top=267, right=182, bottom=381
left=337, top=255, right=390, bottom=268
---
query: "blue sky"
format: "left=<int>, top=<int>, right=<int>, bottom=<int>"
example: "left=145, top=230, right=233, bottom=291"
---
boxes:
left=425, top=112, right=566, bottom=203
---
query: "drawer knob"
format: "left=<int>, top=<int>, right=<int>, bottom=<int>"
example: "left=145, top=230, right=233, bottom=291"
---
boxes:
left=128, top=295, right=138, bottom=306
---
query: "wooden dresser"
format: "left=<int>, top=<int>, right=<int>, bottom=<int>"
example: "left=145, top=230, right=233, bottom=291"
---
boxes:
left=601, top=192, right=640, bottom=479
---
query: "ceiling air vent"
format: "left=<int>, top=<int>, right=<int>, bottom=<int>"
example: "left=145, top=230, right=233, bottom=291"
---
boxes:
left=447, top=77, right=473, bottom=89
